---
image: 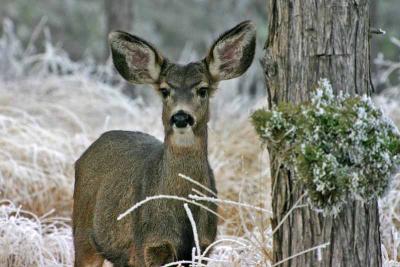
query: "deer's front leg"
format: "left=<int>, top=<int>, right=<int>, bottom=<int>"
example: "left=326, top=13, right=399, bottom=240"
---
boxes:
left=196, top=204, right=218, bottom=256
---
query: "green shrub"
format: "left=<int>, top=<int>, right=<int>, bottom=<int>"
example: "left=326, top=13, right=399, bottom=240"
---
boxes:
left=252, top=79, right=400, bottom=215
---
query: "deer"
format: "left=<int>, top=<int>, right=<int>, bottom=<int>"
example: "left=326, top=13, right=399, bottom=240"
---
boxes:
left=72, top=20, right=256, bottom=267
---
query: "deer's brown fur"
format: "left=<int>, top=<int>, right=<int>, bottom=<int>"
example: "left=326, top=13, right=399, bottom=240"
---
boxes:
left=73, top=20, right=256, bottom=267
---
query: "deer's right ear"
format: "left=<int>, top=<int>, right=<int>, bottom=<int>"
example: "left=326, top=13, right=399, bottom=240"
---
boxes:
left=109, top=31, right=164, bottom=84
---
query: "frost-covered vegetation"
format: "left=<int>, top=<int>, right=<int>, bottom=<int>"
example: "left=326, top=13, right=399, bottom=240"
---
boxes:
left=0, top=201, right=73, bottom=266
left=252, top=79, right=400, bottom=216
left=1, top=13, right=400, bottom=267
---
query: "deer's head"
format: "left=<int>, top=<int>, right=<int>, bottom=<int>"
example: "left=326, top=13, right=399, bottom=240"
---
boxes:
left=109, top=21, right=256, bottom=147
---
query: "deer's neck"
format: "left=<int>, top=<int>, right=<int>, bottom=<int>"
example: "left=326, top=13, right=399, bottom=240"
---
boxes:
left=162, top=125, right=209, bottom=184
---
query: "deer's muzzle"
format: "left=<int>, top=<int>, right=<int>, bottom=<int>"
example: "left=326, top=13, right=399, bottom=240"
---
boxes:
left=170, top=110, right=195, bottom=128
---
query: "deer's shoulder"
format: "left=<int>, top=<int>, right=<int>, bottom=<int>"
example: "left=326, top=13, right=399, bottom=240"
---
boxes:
left=98, top=130, right=161, bottom=147
left=76, top=130, right=163, bottom=169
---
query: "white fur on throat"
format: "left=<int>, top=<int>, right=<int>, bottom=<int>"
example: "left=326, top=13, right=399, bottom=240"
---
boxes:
left=171, top=126, right=195, bottom=147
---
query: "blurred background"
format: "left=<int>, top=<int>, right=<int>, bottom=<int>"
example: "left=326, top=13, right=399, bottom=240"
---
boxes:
left=0, top=1, right=399, bottom=266
left=0, top=0, right=267, bottom=60
left=0, top=0, right=399, bottom=91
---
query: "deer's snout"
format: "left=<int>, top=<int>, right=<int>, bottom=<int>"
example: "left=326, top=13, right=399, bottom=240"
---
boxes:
left=170, top=110, right=195, bottom=128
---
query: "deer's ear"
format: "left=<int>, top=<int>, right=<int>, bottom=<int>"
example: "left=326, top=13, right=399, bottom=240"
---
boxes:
left=109, top=31, right=164, bottom=84
left=206, top=21, right=256, bottom=82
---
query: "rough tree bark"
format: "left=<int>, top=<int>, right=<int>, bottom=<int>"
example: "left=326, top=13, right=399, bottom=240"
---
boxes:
left=263, top=1, right=382, bottom=266
left=104, top=0, right=134, bottom=59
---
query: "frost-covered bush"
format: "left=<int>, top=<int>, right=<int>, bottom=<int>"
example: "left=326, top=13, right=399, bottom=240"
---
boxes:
left=0, top=201, right=73, bottom=266
left=252, top=79, right=400, bottom=215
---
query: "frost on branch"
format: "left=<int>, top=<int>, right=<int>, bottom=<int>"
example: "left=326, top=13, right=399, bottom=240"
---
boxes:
left=252, top=79, right=400, bottom=216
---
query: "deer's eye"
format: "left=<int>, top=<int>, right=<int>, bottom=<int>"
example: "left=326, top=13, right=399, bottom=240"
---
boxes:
left=160, top=88, right=170, bottom=98
left=197, top=87, right=208, bottom=98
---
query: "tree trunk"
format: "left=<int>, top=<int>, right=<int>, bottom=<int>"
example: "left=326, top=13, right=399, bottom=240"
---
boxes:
left=263, top=1, right=382, bottom=266
left=104, top=0, right=134, bottom=60
left=369, top=0, right=385, bottom=93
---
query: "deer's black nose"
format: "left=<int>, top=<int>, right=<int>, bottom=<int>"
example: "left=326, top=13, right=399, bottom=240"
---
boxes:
left=171, top=110, right=195, bottom=128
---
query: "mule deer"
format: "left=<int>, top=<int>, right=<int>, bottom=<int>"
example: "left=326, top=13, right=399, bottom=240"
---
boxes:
left=73, top=20, right=256, bottom=267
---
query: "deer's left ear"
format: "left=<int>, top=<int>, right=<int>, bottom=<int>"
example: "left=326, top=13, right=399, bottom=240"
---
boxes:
left=205, top=20, right=256, bottom=82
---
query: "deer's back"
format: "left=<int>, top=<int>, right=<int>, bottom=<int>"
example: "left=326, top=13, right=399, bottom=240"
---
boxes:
left=75, top=130, right=162, bottom=180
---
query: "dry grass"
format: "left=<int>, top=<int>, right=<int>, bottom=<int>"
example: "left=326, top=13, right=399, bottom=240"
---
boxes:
left=0, top=201, right=73, bottom=266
